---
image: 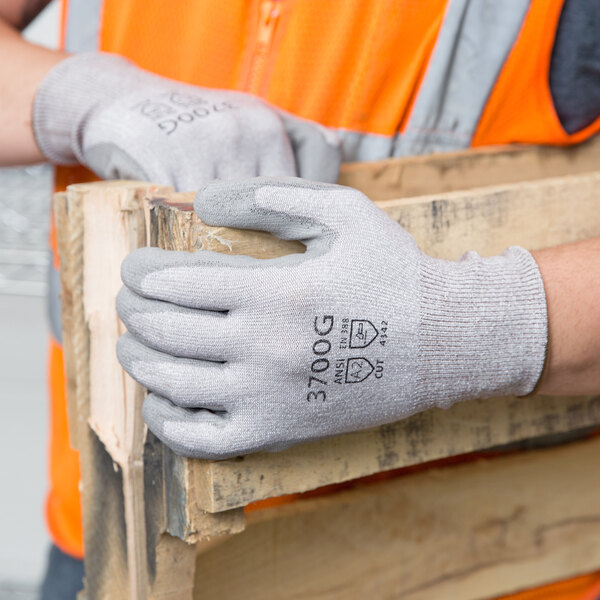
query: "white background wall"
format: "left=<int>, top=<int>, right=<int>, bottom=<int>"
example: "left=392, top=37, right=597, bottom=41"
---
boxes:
left=23, top=0, right=60, bottom=48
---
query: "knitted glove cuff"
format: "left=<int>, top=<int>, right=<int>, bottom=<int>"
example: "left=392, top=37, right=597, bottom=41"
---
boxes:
left=32, top=52, right=150, bottom=164
left=417, top=246, right=548, bottom=407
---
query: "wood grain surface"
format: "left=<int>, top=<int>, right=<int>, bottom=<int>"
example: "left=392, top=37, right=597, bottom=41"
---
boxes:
left=194, top=436, right=600, bottom=600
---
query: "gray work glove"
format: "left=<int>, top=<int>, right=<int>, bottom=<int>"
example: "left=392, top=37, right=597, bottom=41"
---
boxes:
left=33, top=53, right=340, bottom=189
left=116, top=177, right=548, bottom=459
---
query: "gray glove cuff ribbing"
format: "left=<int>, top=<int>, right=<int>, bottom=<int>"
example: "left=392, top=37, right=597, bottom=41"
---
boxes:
left=33, top=52, right=150, bottom=164
left=418, top=246, right=548, bottom=407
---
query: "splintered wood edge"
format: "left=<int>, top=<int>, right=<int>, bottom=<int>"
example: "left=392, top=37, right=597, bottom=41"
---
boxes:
left=81, top=182, right=171, bottom=462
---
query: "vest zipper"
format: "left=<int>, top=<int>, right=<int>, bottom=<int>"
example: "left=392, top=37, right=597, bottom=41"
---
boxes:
left=245, top=0, right=282, bottom=95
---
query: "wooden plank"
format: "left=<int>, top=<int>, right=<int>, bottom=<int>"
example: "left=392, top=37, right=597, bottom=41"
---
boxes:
left=151, top=534, right=197, bottom=600
left=191, top=397, right=600, bottom=512
left=68, top=181, right=165, bottom=599
left=194, top=435, right=600, bottom=600
left=160, top=435, right=245, bottom=543
left=143, top=432, right=198, bottom=600
left=149, top=171, right=600, bottom=513
left=57, top=182, right=230, bottom=600
left=338, top=134, right=600, bottom=200
left=56, top=183, right=198, bottom=600
left=77, top=427, right=130, bottom=600
left=56, top=190, right=131, bottom=599
left=383, top=173, right=600, bottom=259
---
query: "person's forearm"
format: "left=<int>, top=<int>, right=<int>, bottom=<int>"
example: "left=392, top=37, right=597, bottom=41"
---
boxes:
left=533, top=237, right=600, bottom=396
left=0, top=17, right=66, bottom=165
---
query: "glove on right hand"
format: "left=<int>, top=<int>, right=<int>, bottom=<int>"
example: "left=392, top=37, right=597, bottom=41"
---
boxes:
left=116, top=177, right=548, bottom=459
left=33, top=53, right=340, bottom=190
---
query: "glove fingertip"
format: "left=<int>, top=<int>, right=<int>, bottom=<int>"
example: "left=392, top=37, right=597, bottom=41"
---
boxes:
left=121, top=246, right=175, bottom=294
left=116, top=331, right=141, bottom=381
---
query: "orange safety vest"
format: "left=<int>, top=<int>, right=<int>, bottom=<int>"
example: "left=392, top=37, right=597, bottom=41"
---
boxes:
left=48, top=2, right=600, bottom=597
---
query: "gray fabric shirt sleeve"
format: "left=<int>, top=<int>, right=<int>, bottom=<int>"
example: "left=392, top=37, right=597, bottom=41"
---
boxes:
left=550, top=0, right=600, bottom=134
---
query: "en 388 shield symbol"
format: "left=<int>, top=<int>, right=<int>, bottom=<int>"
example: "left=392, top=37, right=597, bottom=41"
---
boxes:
left=349, top=320, right=378, bottom=348
left=345, top=358, right=374, bottom=383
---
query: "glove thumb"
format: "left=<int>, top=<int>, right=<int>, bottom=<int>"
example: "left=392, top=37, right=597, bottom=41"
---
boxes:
left=194, top=177, right=348, bottom=240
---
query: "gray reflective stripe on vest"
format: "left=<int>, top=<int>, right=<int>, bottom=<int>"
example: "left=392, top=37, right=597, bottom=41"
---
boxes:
left=48, top=255, right=62, bottom=344
left=64, top=0, right=104, bottom=52
left=335, top=0, right=532, bottom=162
left=393, top=0, right=531, bottom=157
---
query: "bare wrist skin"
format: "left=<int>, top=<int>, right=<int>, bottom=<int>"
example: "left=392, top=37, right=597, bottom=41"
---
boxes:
left=533, top=238, right=600, bottom=396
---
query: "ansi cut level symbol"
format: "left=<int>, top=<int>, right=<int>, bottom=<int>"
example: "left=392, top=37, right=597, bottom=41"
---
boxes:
left=345, top=358, right=375, bottom=383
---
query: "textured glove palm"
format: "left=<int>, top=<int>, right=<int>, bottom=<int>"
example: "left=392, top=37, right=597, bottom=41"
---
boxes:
left=33, top=53, right=340, bottom=189
left=117, top=178, right=548, bottom=459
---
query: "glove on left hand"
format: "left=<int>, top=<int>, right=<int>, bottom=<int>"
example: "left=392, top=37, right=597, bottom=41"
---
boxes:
left=117, top=177, right=547, bottom=459
left=33, top=53, right=340, bottom=189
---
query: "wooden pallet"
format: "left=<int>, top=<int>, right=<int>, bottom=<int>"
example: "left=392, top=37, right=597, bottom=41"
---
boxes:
left=54, top=138, right=600, bottom=599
